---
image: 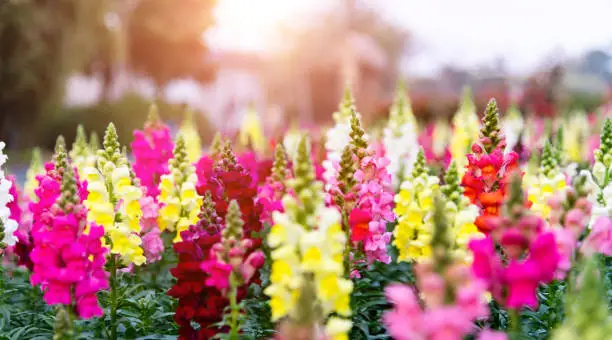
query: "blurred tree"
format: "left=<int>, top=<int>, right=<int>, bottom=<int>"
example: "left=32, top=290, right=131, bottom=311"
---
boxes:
left=127, top=0, right=217, bottom=94
left=0, top=0, right=109, bottom=148
left=265, top=1, right=409, bottom=124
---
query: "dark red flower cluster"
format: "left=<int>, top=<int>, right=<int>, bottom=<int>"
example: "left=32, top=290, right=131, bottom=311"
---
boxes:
left=195, top=149, right=263, bottom=242
left=168, top=205, right=224, bottom=339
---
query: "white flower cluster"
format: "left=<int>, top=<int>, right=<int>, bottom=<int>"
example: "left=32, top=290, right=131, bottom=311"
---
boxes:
left=0, top=142, right=18, bottom=247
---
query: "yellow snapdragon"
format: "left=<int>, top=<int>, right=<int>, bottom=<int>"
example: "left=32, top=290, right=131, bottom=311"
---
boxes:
left=70, top=124, right=97, bottom=177
left=393, top=167, right=439, bottom=261
left=84, top=123, right=146, bottom=266
left=525, top=141, right=566, bottom=220
left=239, top=105, right=265, bottom=154
left=179, top=108, right=202, bottom=163
left=450, top=87, right=480, bottom=174
left=157, top=134, right=202, bottom=242
left=265, top=136, right=352, bottom=339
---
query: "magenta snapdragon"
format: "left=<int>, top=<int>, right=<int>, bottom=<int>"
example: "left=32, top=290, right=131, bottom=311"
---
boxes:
left=131, top=110, right=174, bottom=198
left=30, top=156, right=108, bottom=319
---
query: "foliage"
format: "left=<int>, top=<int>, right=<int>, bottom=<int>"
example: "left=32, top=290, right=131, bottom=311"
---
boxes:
left=0, top=0, right=110, bottom=148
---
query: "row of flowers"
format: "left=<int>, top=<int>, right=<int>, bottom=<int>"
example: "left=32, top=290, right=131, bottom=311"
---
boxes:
left=0, top=87, right=610, bottom=340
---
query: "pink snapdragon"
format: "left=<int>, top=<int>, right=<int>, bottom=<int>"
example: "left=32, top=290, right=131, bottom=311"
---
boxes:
left=547, top=186, right=593, bottom=279
left=139, top=195, right=164, bottom=262
left=29, top=163, right=108, bottom=319
left=352, top=155, right=395, bottom=264
left=469, top=214, right=560, bottom=310
left=582, top=216, right=612, bottom=256
left=201, top=237, right=265, bottom=293
left=131, top=117, right=174, bottom=198
left=384, top=261, right=488, bottom=340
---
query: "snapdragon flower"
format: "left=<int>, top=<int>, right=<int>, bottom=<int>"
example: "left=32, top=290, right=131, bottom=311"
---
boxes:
left=157, top=135, right=202, bottom=242
left=84, top=123, right=146, bottom=266
left=580, top=118, right=612, bottom=224
left=0, top=141, right=18, bottom=249
left=451, top=87, right=480, bottom=174
left=393, top=149, right=440, bottom=261
left=178, top=108, right=201, bottom=163
left=383, top=82, right=418, bottom=188
left=266, top=136, right=352, bottom=340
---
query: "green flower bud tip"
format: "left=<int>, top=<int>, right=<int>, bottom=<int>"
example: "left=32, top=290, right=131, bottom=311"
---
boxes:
left=59, top=165, right=79, bottom=208
left=411, top=148, right=426, bottom=178
left=171, top=135, right=189, bottom=174
left=596, top=118, right=612, bottom=163
left=272, top=143, right=289, bottom=184
left=540, top=140, right=558, bottom=176
left=459, top=86, right=475, bottom=114
left=349, top=110, right=368, bottom=159
left=333, top=85, right=356, bottom=123
left=223, top=199, right=244, bottom=241
left=292, top=135, right=316, bottom=195
left=442, top=160, right=462, bottom=204
left=54, top=136, right=68, bottom=171
left=103, top=123, right=121, bottom=156
left=29, top=147, right=43, bottom=172
left=72, top=125, right=88, bottom=156
left=181, top=106, right=195, bottom=128
left=198, top=191, right=216, bottom=225
left=210, top=132, right=223, bottom=159
left=337, top=145, right=357, bottom=194
left=220, top=140, right=238, bottom=168
left=146, top=103, right=161, bottom=127
left=480, top=98, right=503, bottom=152
left=89, top=131, right=100, bottom=151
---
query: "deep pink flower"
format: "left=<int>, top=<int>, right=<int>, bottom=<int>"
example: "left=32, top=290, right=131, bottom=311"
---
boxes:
left=504, top=260, right=540, bottom=309
left=131, top=121, right=174, bottom=197
left=201, top=260, right=232, bottom=291
left=478, top=330, right=508, bottom=340
left=29, top=164, right=107, bottom=319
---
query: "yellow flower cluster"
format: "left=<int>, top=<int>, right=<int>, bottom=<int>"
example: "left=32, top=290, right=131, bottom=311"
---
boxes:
left=563, top=112, right=590, bottom=163
left=265, top=136, right=352, bottom=340
left=70, top=124, right=97, bottom=177
left=179, top=108, right=202, bottom=163
left=394, top=172, right=440, bottom=261
left=525, top=142, right=567, bottom=220
left=239, top=105, right=266, bottom=154
left=450, top=87, right=480, bottom=174
left=84, top=123, right=146, bottom=266
left=157, top=135, right=202, bottom=242
left=444, top=198, right=481, bottom=262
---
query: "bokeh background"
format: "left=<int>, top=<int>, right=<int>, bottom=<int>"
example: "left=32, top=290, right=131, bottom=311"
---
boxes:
left=1, top=0, right=611, bottom=161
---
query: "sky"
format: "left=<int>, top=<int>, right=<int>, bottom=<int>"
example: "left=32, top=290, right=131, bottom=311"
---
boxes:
left=208, top=0, right=612, bottom=76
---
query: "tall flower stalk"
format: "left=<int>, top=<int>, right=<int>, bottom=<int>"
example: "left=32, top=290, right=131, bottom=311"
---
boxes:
left=179, top=108, right=202, bottom=163
left=0, top=141, right=18, bottom=250
left=266, top=136, right=352, bottom=340
left=450, top=87, right=480, bottom=174
left=383, top=81, right=419, bottom=188
left=83, top=124, right=145, bottom=340
left=157, top=135, right=202, bottom=242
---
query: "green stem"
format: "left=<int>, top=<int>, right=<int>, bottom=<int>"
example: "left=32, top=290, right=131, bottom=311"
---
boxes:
left=228, top=272, right=240, bottom=340
left=509, top=308, right=521, bottom=338
left=110, top=255, right=118, bottom=340
left=341, top=211, right=351, bottom=277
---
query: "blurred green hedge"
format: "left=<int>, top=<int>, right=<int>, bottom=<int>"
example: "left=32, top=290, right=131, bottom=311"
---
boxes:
left=39, top=94, right=215, bottom=151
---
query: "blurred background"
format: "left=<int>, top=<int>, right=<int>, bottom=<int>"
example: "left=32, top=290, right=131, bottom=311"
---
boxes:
left=1, top=0, right=612, bottom=154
